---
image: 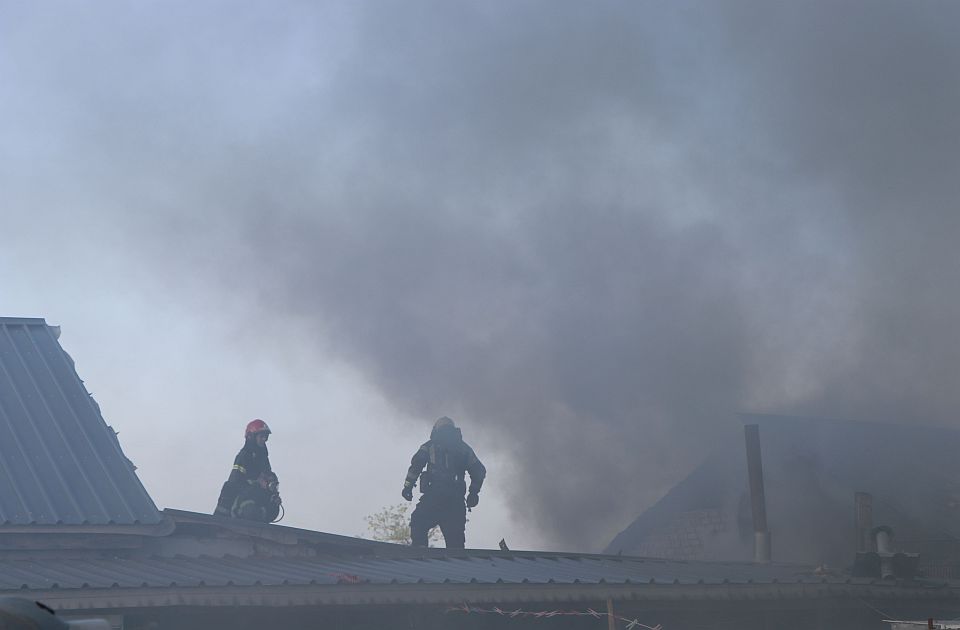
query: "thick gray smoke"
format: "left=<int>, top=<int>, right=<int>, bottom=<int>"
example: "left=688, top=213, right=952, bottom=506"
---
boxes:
left=4, top=1, right=960, bottom=548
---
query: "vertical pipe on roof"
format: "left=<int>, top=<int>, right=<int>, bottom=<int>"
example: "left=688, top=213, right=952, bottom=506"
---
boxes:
left=744, top=424, right=771, bottom=563
left=855, top=492, right=874, bottom=553
left=874, top=526, right=895, bottom=579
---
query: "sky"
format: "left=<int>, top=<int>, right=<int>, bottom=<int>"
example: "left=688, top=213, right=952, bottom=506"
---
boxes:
left=2, top=0, right=960, bottom=551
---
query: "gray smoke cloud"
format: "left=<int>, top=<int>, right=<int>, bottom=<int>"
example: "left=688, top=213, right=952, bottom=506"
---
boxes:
left=4, top=0, right=960, bottom=548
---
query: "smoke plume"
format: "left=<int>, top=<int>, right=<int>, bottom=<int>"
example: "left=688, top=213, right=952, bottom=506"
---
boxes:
left=4, top=0, right=960, bottom=548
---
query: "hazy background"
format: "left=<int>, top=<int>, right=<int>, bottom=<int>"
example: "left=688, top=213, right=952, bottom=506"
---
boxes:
left=2, top=0, right=959, bottom=551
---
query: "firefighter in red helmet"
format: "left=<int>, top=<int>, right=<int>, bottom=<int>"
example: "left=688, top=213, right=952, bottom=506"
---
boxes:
left=214, top=419, right=273, bottom=517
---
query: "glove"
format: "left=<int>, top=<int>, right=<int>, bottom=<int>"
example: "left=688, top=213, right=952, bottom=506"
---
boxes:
left=402, top=485, right=414, bottom=501
left=466, top=492, right=479, bottom=508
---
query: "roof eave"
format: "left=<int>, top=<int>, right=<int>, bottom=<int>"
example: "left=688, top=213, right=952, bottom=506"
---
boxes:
left=26, top=581, right=960, bottom=612
left=0, top=516, right=175, bottom=537
left=162, top=508, right=402, bottom=550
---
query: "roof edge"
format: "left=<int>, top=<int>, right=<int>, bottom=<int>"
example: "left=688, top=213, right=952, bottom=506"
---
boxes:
left=22, top=580, right=960, bottom=612
left=163, top=509, right=761, bottom=562
left=738, top=411, right=960, bottom=434
left=0, top=516, right=175, bottom=537
left=163, top=509, right=403, bottom=549
left=0, top=317, right=49, bottom=325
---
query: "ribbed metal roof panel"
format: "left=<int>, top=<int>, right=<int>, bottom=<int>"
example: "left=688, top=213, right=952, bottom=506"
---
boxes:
left=0, top=318, right=161, bottom=526
left=0, top=553, right=896, bottom=592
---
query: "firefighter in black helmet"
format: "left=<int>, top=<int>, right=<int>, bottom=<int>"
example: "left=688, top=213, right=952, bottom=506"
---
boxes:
left=401, top=416, right=486, bottom=548
left=214, top=419, right=273, bottom=517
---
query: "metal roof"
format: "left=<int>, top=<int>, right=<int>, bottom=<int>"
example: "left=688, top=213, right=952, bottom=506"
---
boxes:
left=0, top=552, right=939, bottom=591
left=162, top=509, right=402, bottom=550
left=3, top=509, right=958, bottom=610
left=5, top=552, right=960, bottom=610
left=0, top=318, right=161, bottom=527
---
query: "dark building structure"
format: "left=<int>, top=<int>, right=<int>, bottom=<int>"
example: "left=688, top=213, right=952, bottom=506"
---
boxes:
left=607, top=413, right=960, bottom=578
left=2, top=318, right=959, bottom=629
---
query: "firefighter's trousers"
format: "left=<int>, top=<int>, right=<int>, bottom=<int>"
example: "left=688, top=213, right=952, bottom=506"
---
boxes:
left=410, top=492, right=466, bottom=548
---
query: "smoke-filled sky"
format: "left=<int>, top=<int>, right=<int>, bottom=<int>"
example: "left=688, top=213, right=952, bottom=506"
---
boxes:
left=2, top=1, right=959, bottom=551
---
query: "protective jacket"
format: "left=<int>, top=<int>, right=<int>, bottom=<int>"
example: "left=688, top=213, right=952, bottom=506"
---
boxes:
left=405, top=424, right=486, bottom=498
left=231, top=480, right=281, bottom=523
left=214, top=438, right=272, bottom=517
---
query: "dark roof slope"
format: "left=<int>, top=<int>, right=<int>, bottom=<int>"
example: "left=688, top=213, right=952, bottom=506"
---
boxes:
left=0, top=318, right=161, bottom=527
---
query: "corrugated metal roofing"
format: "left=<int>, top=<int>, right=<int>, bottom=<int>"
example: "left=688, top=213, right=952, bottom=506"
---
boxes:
left=0, top=318, right=161, bottom=526
left=0, top=553, right=918, bottom=592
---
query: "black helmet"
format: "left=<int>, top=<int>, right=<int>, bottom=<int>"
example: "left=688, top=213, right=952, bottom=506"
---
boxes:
left=433, top=416, right=456, bottom=431
left=430, top=416, right=462, bottom=443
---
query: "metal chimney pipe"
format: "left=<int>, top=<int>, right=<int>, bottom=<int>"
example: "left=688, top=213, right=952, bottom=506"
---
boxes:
left=854, top=492, right=874, bottom=553
left=874, top=526, right=895, bottom=579
left=744, top=424, right=771, bottom=563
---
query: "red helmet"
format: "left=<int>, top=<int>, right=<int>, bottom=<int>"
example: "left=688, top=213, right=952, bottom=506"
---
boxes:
left=245, top=419, right=271, bottom=439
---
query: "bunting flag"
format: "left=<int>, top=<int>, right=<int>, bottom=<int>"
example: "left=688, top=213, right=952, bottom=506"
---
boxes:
left=446, top=602, right=662, bottom=630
